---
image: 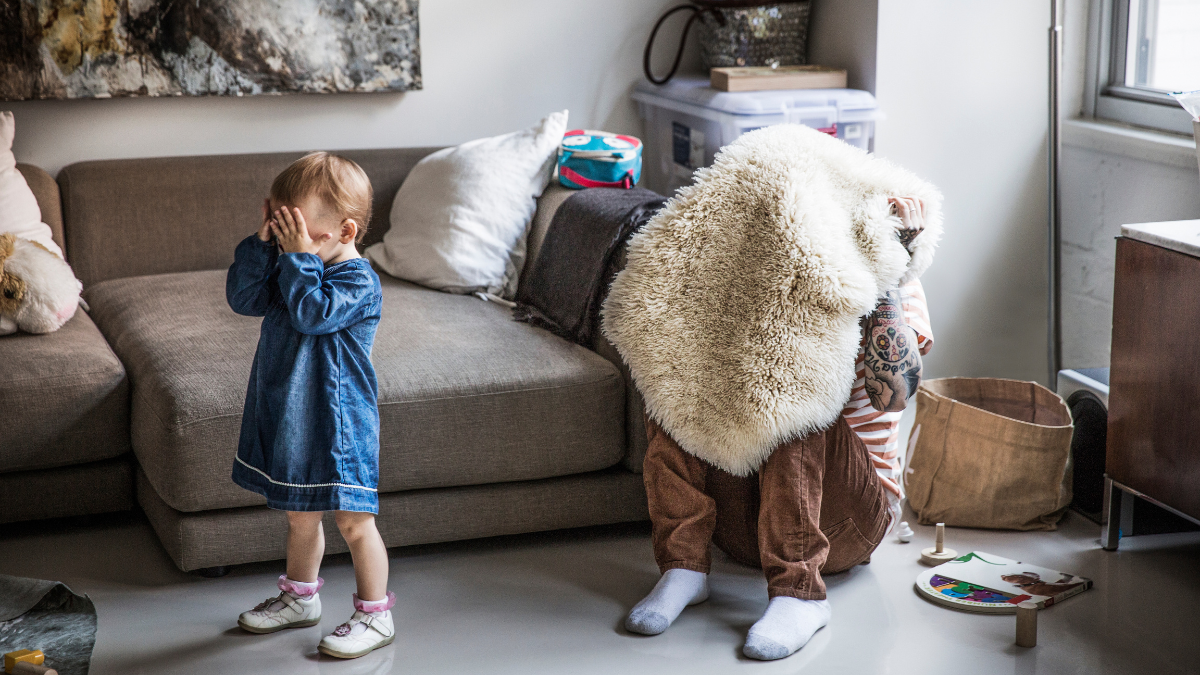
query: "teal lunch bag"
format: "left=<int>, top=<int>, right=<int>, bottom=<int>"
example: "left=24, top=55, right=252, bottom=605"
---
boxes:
left=557, top=129, right=643, bottom=189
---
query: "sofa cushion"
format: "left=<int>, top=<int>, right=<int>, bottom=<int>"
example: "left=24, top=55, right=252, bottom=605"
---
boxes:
left=85, top=269, right=626, bottom=512
left=58, top=148, right=441, bottom=287
left=0, top=310, right=129, bottom=473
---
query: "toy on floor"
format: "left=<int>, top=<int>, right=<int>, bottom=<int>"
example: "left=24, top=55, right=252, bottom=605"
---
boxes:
left=915, top=551, right=1091, bottom=613
left=1015, top=601, right=1038, bottom=647
left=4, top=650, right=56, bottom=675
left=4, top=650, right=41, bottom=673
left=919, top=523, right=958, bottom=565
left=896, top=521, right=914, bottom=543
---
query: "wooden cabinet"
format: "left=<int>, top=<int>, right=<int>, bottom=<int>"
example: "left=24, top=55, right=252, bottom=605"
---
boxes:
left=1103, top=222, right=1200, bottom=549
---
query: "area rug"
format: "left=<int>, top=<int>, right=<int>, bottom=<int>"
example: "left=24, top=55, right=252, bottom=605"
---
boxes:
left=0, top=575, right=96, bottom=675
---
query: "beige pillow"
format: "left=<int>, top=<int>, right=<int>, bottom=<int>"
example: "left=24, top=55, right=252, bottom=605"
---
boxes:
left=0, top=112, right=62, bottom=259
left=366, top=111, right=568, bottom=300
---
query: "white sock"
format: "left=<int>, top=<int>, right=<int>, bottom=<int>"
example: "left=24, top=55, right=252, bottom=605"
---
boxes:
left=742, top=596, right=831, bottom=660
left=624, top=568, right=709, bottom=635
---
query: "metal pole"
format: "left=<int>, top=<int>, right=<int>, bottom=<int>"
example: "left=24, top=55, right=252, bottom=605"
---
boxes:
left=1048, top=0, right=1063, bottom=386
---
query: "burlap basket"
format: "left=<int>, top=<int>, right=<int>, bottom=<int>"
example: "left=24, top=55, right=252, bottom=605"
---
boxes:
left=904, top=378, right=1074, bottom=531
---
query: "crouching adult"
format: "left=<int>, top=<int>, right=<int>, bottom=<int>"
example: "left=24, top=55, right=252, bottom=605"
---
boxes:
left=628, top=212, right=932, bottom=659
left=601, top=125, right=943, bottom=661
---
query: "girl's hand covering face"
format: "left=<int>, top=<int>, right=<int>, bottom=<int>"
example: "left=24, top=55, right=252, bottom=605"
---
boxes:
left=271, top=206, right=332, bottom=256
left=257, top=198, right=275, bottom=243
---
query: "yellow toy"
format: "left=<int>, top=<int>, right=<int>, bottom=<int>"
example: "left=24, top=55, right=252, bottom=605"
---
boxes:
left=3, top=650, right=43, bottom=673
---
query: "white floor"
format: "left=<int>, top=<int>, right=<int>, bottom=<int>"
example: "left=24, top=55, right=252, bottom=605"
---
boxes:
left=2, top=506, right=1199, bottom=675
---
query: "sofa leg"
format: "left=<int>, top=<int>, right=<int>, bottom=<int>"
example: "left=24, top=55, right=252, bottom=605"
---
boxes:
left=193, top=565, right=231, bottom=578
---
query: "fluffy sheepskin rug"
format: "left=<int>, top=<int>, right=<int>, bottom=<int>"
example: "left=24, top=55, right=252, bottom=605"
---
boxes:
left=602, top=124, right=942, bottom=476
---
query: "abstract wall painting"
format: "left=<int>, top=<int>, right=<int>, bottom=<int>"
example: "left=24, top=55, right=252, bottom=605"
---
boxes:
left=0, top=0, right=422, bottom=101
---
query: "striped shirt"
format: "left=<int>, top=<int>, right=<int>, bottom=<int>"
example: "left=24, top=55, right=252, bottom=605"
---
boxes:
left=841, top=279, right=934, bottom=511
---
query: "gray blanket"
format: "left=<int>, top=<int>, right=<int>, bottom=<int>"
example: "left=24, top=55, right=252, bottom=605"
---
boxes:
left=0, top=575, right=97, bottom=675
left=513, top=187, right=665, bottom=345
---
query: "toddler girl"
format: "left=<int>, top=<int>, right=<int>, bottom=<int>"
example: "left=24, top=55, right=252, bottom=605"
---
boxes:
left=226, top=152, right=392, bottom=659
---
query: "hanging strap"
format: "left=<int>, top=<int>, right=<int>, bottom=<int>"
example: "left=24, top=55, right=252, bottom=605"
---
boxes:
left=643, top=4, right=702, bottom=85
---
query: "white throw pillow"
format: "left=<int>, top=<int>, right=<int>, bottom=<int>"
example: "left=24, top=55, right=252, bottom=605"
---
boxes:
left=0, top=112, right=62, bottom=259
left=366, top=110, right=568, bottom=299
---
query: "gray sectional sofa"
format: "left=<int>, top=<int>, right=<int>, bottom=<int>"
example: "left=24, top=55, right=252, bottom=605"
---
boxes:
left=1, top=149, right=649, bottom=572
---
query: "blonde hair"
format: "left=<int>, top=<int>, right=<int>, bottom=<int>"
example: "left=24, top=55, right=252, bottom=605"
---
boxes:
left=271, top=152, right=373, bottom=243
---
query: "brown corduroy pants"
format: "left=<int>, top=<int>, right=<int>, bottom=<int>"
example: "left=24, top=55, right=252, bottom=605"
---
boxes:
left=643, top=415, right=891, bottom=600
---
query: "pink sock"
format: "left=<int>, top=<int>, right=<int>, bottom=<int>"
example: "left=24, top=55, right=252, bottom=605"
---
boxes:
left=277, top=575, right=323, bottom=598
left=353, top=591, right=396, bottom=614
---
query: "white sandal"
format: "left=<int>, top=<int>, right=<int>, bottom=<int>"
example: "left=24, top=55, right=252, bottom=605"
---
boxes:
left=317, top=609, right=395, bottom=658
left=238, top=591, right=322, bottom=634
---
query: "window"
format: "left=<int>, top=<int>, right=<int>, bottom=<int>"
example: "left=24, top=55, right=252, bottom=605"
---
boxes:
left=1087, top=0, right=1199, bottom=135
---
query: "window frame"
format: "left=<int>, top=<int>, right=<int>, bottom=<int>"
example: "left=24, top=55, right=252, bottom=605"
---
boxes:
left=1085, top=0, right=1195, bottom=135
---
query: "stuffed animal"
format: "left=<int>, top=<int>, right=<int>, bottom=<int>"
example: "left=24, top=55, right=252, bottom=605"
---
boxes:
left=0, top=110, right=83, bottom=335
left=0, top=233, right=83, bottom=334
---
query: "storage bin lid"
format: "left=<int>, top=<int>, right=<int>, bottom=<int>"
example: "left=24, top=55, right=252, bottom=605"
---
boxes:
left=1121, top=219, right=1200, bottom=258
left=633, top=76, right=878, bottom=117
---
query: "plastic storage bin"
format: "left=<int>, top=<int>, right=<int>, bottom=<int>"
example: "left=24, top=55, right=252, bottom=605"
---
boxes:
left=633, top=76, right=880, bottom=195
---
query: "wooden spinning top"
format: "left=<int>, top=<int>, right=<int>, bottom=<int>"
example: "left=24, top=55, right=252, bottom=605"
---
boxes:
left=919, top=523, right=959, bottom=566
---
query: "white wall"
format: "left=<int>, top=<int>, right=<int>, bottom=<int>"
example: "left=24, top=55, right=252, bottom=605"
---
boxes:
left=10, top=0, right=1057, bottom=385
left=1058, top=0, right=1200, bottom=369
left=7, top=0, right=700, bottom=176
left=1060, top=139, right=1200, bottom=369
left=807, top=0, right=878, bottom=93
left=874, top=0, right=1052, bottom=385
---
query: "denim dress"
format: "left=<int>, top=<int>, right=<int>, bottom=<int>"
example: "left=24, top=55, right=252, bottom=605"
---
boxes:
left=226, top=236, right=383, bottom=513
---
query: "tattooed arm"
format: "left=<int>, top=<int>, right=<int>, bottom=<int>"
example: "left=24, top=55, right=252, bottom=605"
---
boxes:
left=861, top=195, right=927, bottom=412
left=862, top=288, right=922, bottom=412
